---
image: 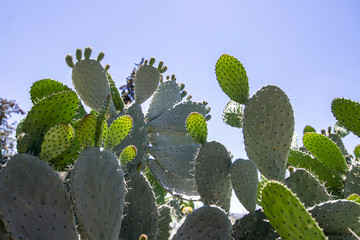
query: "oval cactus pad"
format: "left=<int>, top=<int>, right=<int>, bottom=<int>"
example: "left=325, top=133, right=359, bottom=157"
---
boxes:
left=186, top=112, right=208, bottom=145
left=215, top=54, right=249, bottom=104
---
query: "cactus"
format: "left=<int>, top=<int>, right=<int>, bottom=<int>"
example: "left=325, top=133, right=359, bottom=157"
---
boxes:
left=243, top=85, right=295, bottom=181
left=0, top=154, right=78, bottom=239
left=231, top=158, right=259, bottom=212
left=344, top=164, right=360, bottom=197
left=69, top=147, right=126, bottom=240
left=261, top=181, right=327, bottom=240
left=331, top=98, right=360, bottom=137
left=169, top=205, right=232, bottom=240
left=185, top=112, right=208, bottom=145
left=215, top=54, right=249, bottom=104
left=222, top=100, right=244, bottom=128
left=119, top=171, right=158, bottom=240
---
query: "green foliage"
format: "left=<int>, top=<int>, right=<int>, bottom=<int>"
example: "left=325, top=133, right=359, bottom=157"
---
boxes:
left=332, top=98, right=360, bottom=137
left=185, top=112, right=207, bottom=145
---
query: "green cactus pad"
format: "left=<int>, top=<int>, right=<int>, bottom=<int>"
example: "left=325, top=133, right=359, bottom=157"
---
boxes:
left=304, top=125, right=316, bottom=134
left=334, top=122, right=350, bottom=138
left=111, top=103, right=149, bottom=174
left=232, top=210, right=279, bottom=240
left=19, top=91, right=79, bottom=155
left=288, top=149, right=344, bottom=195
left=71, top=49, right=115, bottom=113
left=149, top=144, right=199, bottom=179
left=186, top=112, right=208, bottom=145
left=347, top=193, right=360, bottom=204
left=344, top=164, right=360, bottom=197
left=157, top=205, right=172, bottom=240
left=119, top=171, right=158, bottom=240
left=147, top=101, right=206, bottom=134
left=30, top=79, right=71, bottom=104
left=303, top=132, right=348, bottom=175
left=169, top=205, right=232, bottom=240
left=195, top=141, right=232, bottom=212
left=222, top=100, right=244, bottom=128
left=119, top=145, right=137, bottom=165
left=107, top=71, right=124, bottom=112
left=69, top=147, right=126, bottom=240
left=231, top=158, right=259, bottom=212
left=104, top=115, right=133, bottom=150
left=215, top=54, right=249, bottom=104
left=134, top=63, right=161, bottom=104
left=261, top=181, right=327, bottom=240
left=40, top=123, right=74, bottom=162
left=328, top=133, right=348, bottom=156
left=285, top=168, right=331, bottom=207
left=146, top=80, right=181, bottom=122
left=148, top=160, right=201, bottom=200
left=331, top=98, right=360, bottom=137
left=354, top=145, right=360, bottom=160
left=243, top=85, right=295, bottom=181
left=0, top=154, right=78, bottom=239
left=75, top=114, right=97, bottom=148
left=308, top=200, right=360, bottom=236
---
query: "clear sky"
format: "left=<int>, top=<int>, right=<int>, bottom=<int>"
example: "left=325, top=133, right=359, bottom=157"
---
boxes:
left=1, top=0, right=360, bottom=213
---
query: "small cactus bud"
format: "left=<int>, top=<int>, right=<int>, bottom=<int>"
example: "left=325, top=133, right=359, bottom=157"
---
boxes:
left=288, top=166, right=295, bottom=174
left=76, top=48, right=82, bottom=61
left=206, top=106, right=211, bottom=114
left=181, top=90, right=188, bottom=99
left=65, top=55, right=74, bottom=68
left=321, top=129, right=326, bottom=135
left=144, top=59, right=149, bottom=65
left=166, top=75, right=170, bottom=80
left=179, top=83, right=185, bottom=91
left=186, top=95, right=192, bottom=101
left=139, top=234, right=148, bottom=240
left=157, top=60, right=164, bottom=70
left=84, top=47, right=92, bottom=59
left=160, top=65, right=167, bottom=73
left=104, top=64, right=110, bottom=72
left=328, top=126, right=332, bottom=135
left=171, top=74, right=176, bottom=81
left=97, top=52, right=105, bottom=62
left=149, top=57, right=156, bottom=66
left=205, top=115, right=211, bottom=121
left=203, top=101, right=208, bottom=106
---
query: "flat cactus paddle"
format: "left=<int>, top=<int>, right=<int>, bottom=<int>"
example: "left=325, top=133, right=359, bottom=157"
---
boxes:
left=0, top=154, right=78, bottom=240
left=169, top=205, right=232, bottom=240
left=75, top=114, right=97, bottom=148
left=331, top=98, right=360, bottom=137
left=30, top=78, right=70, bottom=104
left=104, top=115, right=133, bottom=150
left=344, top=164, right=360, bottom=198
left=261, top=181, right=327, bottom=240
left=69, top=147, right=126, bottom=240
left=222, top=100, right=244, bottom=128
left=186, top=112, right=208, bottom=145
left=231, top=158, right=258, bottom=212
left=215, top=54, right=249, bottom=104
left=243, top=85, right=294, bottom=181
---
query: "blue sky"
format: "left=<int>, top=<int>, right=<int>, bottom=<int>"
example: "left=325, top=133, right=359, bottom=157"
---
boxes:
left=1, top=0, right=360, bottom=213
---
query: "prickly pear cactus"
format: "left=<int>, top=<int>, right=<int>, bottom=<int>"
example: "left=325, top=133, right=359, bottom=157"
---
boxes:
left=66, top=47, right=116, bottom=113
left=243, top=85, right=295, bottom=181
left=344, top=164, right=360, bottom=197
left=222, top=100, right=244, bottom=128
left=157, top=205, right=172, bottom=240
left=0, top=154, right=78, bottom=240
left=261, top=181, right=327, bottom=240
left=169, top=205, right=232, bottom=240
left=186, top=112, right=208, bottom=145
left=215, top=54, right=249, bottom=104
left=331, top=98, right=360, bottom=137
left=303, top=132, right=348, bottom=175
left=69, top=147, right=126, bottom=240
left=134, top=57, right=167, bottom=104
left=30, top=78, right=71, bottom=104
left=308, top=199, right=360, bottom=237
left=119, top=171, right=158, bottom=240
left=285, top=168, right=331, bottom=207
left=231, top=158, right=259, bottom=212
left=195, top=141, right=232, bottom=212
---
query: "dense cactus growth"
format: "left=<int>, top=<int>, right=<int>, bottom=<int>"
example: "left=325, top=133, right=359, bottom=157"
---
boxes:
left=1, top=47, right=360, bottom=239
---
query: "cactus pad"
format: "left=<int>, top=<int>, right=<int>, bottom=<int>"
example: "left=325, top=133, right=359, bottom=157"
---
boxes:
left=119, top=171, right=158, bottom=240
left=331, top=98, right=360, bottom=137
left=261, top=181, right=327, bottom=240
left=30, top=79, right=70, bottom=104
left=119, top=145, right=137, bottom=165
left=308, top=200, right=360, bottom=236
left=344, top=164, right=360, bottom=197
left=231, top=158, right=258, bottom=212
left=195, top=141, right=232, bottom=212
left=104, top=115, right=133, bottom=150
left=75, top=114, right=97, bottom=148
left=243, top=85, right=294, bottom=181
left=186, top=112, right=208, bottom=145
left=222, top=100, right=244, bottom=128
left=40, top=123, right=74, bottom=162
left=215, top=54, right=249, bottom=104
left=169, top=205, right=232, bottom=240
left=134, top=63, right=161, bottom=104
left=285, top=168, right=331, bottom=207
left=157, top=205, right=172, bottom=240
left=69, top=147, right=126, bottom=240
left=0, top=154, right=78, bottom=239
left=303, top=132, right=348, bottom=175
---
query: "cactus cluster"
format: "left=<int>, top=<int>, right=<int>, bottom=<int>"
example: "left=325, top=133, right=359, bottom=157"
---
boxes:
left=0, top=49, right=359, bottom=240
